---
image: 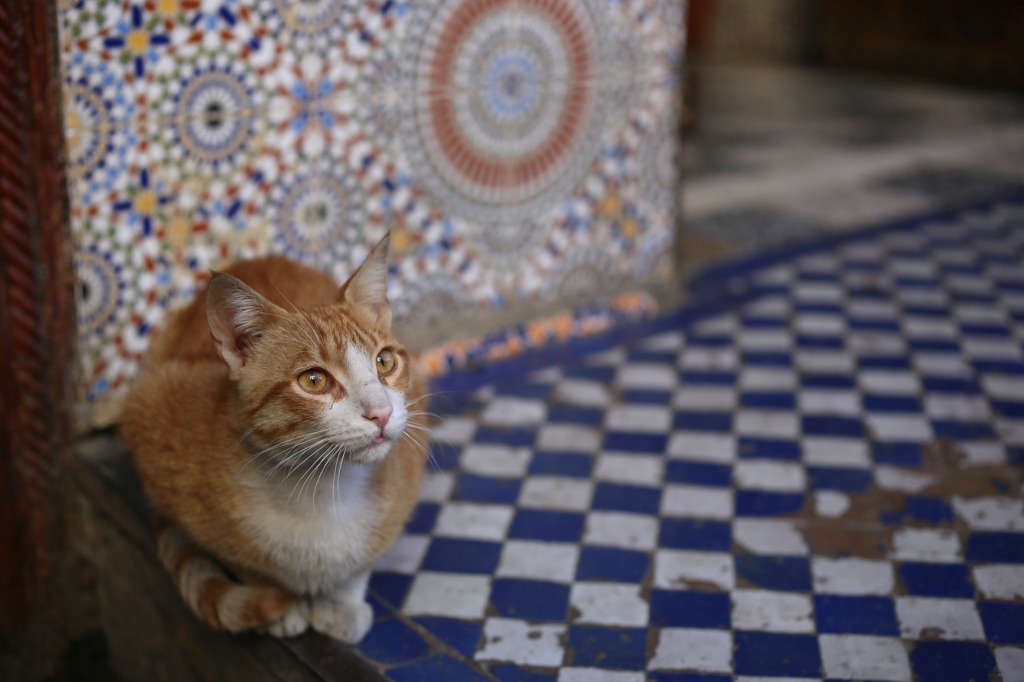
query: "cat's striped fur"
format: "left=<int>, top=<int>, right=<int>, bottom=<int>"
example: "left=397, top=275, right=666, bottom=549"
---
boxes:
left=121, top=237, right=427, bottom=641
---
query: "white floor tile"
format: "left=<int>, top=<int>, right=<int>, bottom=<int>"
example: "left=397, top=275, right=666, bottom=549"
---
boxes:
left=496, top=540, right=579, bottom=583
left=570, top=583, right=648, bottom=627
left=476, top=618, right=566, bottom=667
left=461, top=444, right=532, bottom=477
left=584, top=511, right=658, bottom=550
left=403, top=573, right=491, bottom=619
left=812, top=557, right=895, bottom=595
left=595, top=454, right=663, bottom=486
left=973, top=564, right=1024, bottom=600
left=433, top=502, right=513, bottom=541
left=648, top=628, right=732, bottom=673
left=896, top=597, right=986, bottom=640
left=519, top=477, right=594, bottom=511
left=819, top=635, right=911, bottom=681
left=661, top=484, right=734, bottom=520
left=654, top=549, right=735, bottom=590
left=731, top=589, right=814, bottom=633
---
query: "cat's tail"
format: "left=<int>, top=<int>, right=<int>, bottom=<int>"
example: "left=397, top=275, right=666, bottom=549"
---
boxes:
left=156, top=520, right=297, bottom=632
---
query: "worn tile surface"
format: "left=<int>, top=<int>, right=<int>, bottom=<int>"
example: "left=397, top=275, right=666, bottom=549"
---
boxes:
left=357, top=193, right=1024, bottom=680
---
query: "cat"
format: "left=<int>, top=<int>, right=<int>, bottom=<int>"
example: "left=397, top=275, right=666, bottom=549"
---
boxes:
left=120, top=236, right=428, bottom=643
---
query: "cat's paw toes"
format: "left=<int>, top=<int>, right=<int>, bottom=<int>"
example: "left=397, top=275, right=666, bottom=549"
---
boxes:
left=309, top=599, right=373, bottom=644
left=264, top=600, right=310, bottom=638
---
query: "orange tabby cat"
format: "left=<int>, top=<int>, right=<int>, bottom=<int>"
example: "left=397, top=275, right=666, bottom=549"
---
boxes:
left=120, top=236, right=427, bottom=643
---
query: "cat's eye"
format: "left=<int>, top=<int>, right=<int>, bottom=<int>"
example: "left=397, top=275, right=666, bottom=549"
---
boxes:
left=297, top=369, right=331, bottom=394
left=376, top=349, right=396, bottom=376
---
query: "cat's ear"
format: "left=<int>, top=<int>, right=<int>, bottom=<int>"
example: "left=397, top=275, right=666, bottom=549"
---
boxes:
left=206, top=273, right=283, bottom=371
left=337, top=234, right=392, bottom=327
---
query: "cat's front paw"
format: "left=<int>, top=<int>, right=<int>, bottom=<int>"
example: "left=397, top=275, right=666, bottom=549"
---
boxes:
left=264, top=600, right=310, bottom=638
left=309, top=599, right=373, bottom=644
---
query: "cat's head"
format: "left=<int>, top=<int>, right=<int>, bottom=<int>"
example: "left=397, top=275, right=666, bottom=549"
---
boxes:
left=205, top=237, right=410, bottom=465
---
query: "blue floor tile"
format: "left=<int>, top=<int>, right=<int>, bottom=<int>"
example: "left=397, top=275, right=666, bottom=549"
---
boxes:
left=509, top=509, right=586, bottom=543
left=733, top=631, right=821, bottom=677
left=665, top=460, right=732, bottom=487
left=602, top=431, right=667, bottom=453
left=660, top=518, right=732, bottom=552
left=737, top=437, right=802, bottom=460
left=412, top=617, right=482, bottom=659
left=592, top=482, right=662, bottom=515
left=881, top=497, right=955, bottom=525
left=565, top=626, right=647, bottom=670
left=965, top=532, right=1024, bottom=563
left=807, top=466, right=874, bottom=492
left=979, top=601, right=1024, bottom=643
left=576, top=547, right=649, bottom=583
left=387, top=654, right=492, bottom=682
left=735, top=490, right=806, bottom=516
left=735, top=555, right=812, bottom=592
left=359, top=617, right=433, bottom=665
left=490, top=579, right=570, bottom=621
left=649, top=589, right=731, bottom=629
left=420, top=538, right=502, bottom=575
left=898, top=562, right=974, bottom=598
left=528, top=452, right=594, bottom=478
left=453, top=474, right=522, bottom=504
left=814, top=595, right=899, bottom=635
left=910, top=641, right=996, bottom=681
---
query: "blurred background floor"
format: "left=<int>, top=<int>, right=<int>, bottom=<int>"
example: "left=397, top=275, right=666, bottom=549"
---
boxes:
left=679, top=62, right=1024, bottom=268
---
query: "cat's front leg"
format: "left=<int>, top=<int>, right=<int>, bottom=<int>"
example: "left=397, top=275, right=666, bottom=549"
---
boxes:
left=309, top=571, right=373, bottom=644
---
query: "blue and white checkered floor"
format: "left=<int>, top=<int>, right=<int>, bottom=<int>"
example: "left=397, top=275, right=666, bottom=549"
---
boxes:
left=356, top=194, right=1024, bottom=681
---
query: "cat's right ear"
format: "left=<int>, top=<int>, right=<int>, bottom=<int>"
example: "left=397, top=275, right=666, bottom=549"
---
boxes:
left=206, top=273, right=281, bottom=372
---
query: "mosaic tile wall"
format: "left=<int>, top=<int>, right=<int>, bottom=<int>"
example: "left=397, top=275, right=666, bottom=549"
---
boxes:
left=59, top=0, right=685, bottom=420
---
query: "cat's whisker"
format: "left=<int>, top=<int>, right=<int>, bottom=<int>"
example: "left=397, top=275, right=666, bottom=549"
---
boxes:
left=404, top=391, right=451, bottom=409
left=309, top=446, right=341, bottom=511
left=258, top=431, right=337, bottom=485
left=267, top=437, right=333, bottom=480
left=406, top=410, right=444, bottom=425
left=400, top=429, right=439, bottom=472
left=231, top=417, right=274, bottom=455
left=289, top=448, right=331, bottom=506
left=246, top=426, right=336, bottom=475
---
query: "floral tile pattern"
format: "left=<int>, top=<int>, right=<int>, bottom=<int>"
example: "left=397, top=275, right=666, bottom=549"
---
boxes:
left=58, top=0, right=684, bottom=414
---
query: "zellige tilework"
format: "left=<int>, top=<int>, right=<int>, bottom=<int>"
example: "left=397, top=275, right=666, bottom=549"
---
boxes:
left=58, top=0, right=684, bottom=417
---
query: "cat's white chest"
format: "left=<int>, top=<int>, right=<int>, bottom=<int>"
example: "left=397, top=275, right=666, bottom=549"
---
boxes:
left=239, top=463, right=380, bottom=595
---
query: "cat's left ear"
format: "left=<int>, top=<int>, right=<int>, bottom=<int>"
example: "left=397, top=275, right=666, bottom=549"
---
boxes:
left=207, top=273, right=285, bottom=372
left=337, top=234, right=392, bottom=327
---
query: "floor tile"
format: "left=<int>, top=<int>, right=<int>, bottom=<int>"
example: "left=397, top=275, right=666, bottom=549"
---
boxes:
left=369, top=191, right=1024, bottom=679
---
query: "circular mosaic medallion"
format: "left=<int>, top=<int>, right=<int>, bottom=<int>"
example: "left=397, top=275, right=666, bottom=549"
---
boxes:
left=555, top=245, right=615, bottom=299
left=471, top=219, right=549, bottom=270
left=401, top=0, right=609, bottom=222
left=271, top=0, right=347, bottom=35
left=76, top=245, right=124, bottom=337
left=392, top=273, right=466, bottom=324
left=173, top=68, right=254, bottom=165
left=361, top=52, right=403, bottom=142
left=272, top=167, right=367, bottom=268
left=65, top=81, right=112, bottom=182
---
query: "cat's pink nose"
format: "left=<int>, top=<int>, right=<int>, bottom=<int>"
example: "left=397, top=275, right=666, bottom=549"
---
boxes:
left=365, top=404, right=392, bottom=432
